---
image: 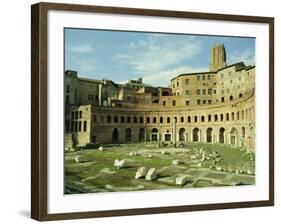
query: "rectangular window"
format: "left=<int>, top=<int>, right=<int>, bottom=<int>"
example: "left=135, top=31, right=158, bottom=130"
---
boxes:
left=93, top=115, right=97, bottom=122
left=172, top=100, right=176, bottom=106
left=197, top=89, right=201, bottom=95
left=140, top=117, right=144, bottom=123
left=163, top=101, right=166, bottom=106
left=185, top=90, right=189, bottom=95
left=66, top=95, right=69, bottom=104
left=208, top=88, right=212, bottom=95
left=79, top=111, right=82, bottom=118
left=197, top=76, right=200, bottom=81
left=121, top=116, right=125, bottom=123
left=114, top=116, right=118, bottom=123
left=185, top=79, right=189, bottom=85
left=176, top=81, right=179, bottom=87
left=107, top=116, right=111, bottom=123
left=207, top=75, right=211, bottom=80
left=202, top=89, right=206, bottom=95
left=173, top=84, right=175, bottom=88
left=78, top=121, right=82, bottom=132
left=66, top=85, right=70, bottom=93
left=213, top=89, right=217, bottom=94
left=134, top=117, right=137, bottom=123
left=197, top=99, right=201, bottom=105
left=203, top=100, right=206, bottom=104
left=202, top=75, right=206, bottom=80
left=83, top=121, right=87, bottom=132
left=127, top=117, right=131, bottom=123
left=208, top=100, right=212, bottom=104
left=186, top=100, right=190, bottom=105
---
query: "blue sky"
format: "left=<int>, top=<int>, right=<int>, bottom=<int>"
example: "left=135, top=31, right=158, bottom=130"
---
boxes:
left=65, top=28, right=255, bottom=87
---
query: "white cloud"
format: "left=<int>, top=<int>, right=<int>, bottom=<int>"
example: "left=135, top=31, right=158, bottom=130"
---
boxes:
left=67, top=55, right=96, bottom=74
left=228, top=48, right=255, bottom=66
left=114, top=34, right=204, bottom=86
left=115, top=34, right=202, bottom=74
left=68, top=43, right=93, bottom=53
left=142, top=65, right=208, bottom=87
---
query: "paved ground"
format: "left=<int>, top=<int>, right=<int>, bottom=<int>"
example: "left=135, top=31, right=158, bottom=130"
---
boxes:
left=64, top=143, right=255, bottom=194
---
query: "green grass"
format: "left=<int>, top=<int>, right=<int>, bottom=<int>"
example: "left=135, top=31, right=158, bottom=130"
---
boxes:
left=65, top=143, right=255, bottom=194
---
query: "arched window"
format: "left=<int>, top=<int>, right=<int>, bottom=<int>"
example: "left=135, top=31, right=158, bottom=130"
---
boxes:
left=153, top=117, right=157, bottom=123
left=230, top=95, right=233, bottom=101
left=179, top=128, right=185, bottom=141
left=208, top=114, right=211, bottom=122
left=187, top=116, right=191, bottom=123
left=167, top=117, right=170, bottom=123
left=239, top=93, right=243, bottom=98
left=201, top=116, right=205, bottom=122
left=125, top=128, right=132, bottom=142
left=160, top=116, right=163, bottom=123
left=194, top=116, right=198, bottom=123
left=220, top=113, right=223, bottom=121
left=231, top=112, right=235, bottom=120
left=226, top=113, right=229, bottom=121
left=206, top=128, right=213, bottom=143
left=242, top=110, right=244, bottom=120
left=112, top=128, right=119, bottom=144
left=214, top=114, right=218, bottom=122
left=146, top=117, right=150, bottom=123
left=151, top=128, right=158, bottom=141
left=219, top=127, right=225, bottom=143
left=180, top=116, right=184, bottom=123
left=138, top=128, right=145, bottom=142
left=242, top=127, right=246, bottom=137
left=193, top=128, right=199, bottom=142
left=237, top=111, right=240, bottom=120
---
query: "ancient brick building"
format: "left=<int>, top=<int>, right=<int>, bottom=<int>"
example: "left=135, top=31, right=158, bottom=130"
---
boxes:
left=64, top=44, right=255, bottom=152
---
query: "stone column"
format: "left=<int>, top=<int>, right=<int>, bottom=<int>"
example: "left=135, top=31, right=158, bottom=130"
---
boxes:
left=98, top=84, right=102, bottom=106
left=173, top=117, right=177, bottom=147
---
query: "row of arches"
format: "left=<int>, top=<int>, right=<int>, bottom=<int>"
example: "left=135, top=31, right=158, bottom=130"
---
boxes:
left=110, top=126, right=247, bottom=145
left=99, top=107, right=254, bottom=125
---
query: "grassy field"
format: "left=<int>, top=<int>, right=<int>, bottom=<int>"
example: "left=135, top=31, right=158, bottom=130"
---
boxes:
left=64, top=143, right=255, bottom=194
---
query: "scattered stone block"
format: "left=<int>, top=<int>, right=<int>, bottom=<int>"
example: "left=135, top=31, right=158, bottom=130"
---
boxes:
left=145, top=168, right=157, bottom=181
left=137, top=185, right=145, bottom=190
left=105, top=184, right=113, bottom=190
left=175, top=176, right=190, bottom=186
left=74, top=155, right=88, bottom=163
left=135, top=167, right=147, bottom=179
left=190, top=155, right=197, bottom=160
left=129, top=152, right=140, bottom=156
left=114, top=159, right=128, bottom=169
left=161, top=151, right=168, bottom=155
left=216, top=166, right=223, bottom=171
left=98, top=146, right=104, bottom=151
left=172, top=160, right=183, bottom=165
left=247, top=169, right=253, bottom=175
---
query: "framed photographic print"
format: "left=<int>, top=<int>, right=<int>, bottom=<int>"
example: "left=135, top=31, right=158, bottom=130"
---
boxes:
left=31, top=2, right=274, bottom=221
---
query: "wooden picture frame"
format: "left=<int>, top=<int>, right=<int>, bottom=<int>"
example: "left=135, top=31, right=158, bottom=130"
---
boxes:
left=31, top=2, right=274, bottom=221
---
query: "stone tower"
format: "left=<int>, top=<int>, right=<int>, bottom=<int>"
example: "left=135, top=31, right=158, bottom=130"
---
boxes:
left=209, top=44, right=227, bottom=72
